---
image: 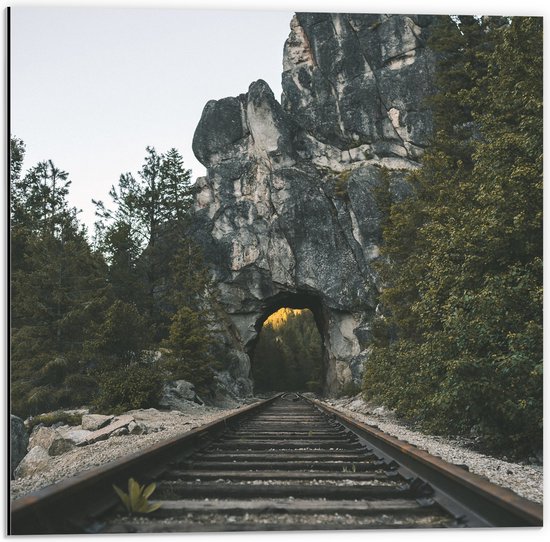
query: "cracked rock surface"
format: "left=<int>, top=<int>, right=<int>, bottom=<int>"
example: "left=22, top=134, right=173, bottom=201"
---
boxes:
left=191, top=13, right=437, bottom=395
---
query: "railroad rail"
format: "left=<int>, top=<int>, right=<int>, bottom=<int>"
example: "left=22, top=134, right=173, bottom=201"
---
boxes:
left=10, top=393, right=543, bottom=533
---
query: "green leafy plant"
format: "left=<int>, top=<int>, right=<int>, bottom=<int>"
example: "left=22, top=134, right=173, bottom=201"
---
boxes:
left=113, top=478, right=161, bottom=515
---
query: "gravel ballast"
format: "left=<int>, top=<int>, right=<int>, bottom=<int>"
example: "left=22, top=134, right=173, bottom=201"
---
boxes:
left=322, top=395, right=543, bottom=504
left=10, top=403, right=247, bottom=501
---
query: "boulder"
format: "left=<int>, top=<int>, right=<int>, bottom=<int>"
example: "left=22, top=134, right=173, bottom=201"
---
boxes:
left=14, top=446, right=50, bottom=478
left=82, top=415, right=135, bottom=445
left=81, top=414, right=114, bottom=431
left=29, top=425, right=92, bottom=456
left=111, top=427, right=129, bottom=437
left=10, top=415, right=29, bottom=479
left=127, top=421, right=148, bottom=435
left=58, top=428, right=92, bottom=445
left=29, top=426, right=58, bottom=452
left=159, top=380, right=204, bottom=411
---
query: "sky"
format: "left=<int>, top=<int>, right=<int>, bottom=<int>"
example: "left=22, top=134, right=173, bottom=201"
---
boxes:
left=10, top=7, right=293, bottom=230
left=9, top=0, right=546, bottom=233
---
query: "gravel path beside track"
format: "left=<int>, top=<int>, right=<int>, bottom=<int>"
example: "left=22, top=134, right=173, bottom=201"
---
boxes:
left=10, top=404, right=244, bottom=500
left=323, top=395, right=543, bottom=504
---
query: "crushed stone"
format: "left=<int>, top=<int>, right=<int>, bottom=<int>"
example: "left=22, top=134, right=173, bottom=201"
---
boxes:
left=10, top=404, right=247, bottom=501
left=323, top=395, right=543, bottom=504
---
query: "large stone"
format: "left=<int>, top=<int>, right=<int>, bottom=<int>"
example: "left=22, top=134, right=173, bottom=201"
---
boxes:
left=82, top=415, right=135, bottom=445
left=29, top=426, right=57, bottom=451
left=81, top=414, right=114, bottom=431
left=14, top=446, right=50, bottom=478
left=10, top=415, right=29, bottom=479
left=29, top=425, right=91, bottom=456
left=159, top=380, right=204, bottom=411
left=191, top=13, right=438, bottom=396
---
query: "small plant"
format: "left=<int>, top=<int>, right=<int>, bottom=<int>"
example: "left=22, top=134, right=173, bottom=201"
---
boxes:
left=26, top=411, right=83, bottom=432
left=333, top=170, right=352, bottom=201
left=113, top=478, right=161, bottom=515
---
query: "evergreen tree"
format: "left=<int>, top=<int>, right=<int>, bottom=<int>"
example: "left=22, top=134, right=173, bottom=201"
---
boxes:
left=10, top=144, right=109, bottom=416
left=94, top=147, right=194, bottom=335
left=364, top=17, right=542, bottom=457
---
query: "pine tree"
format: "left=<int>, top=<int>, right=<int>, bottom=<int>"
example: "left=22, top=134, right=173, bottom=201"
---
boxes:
left=364, top=17, right=542, bottom=457
left=10, top=143, right=110, bottom=416
left=251, top=309, right=323, bottom=392
left=94, top=147, right=194, bottom=335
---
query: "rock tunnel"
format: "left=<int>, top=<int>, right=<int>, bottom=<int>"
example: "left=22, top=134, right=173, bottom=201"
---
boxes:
left=189, top=13, right=437, bottom=397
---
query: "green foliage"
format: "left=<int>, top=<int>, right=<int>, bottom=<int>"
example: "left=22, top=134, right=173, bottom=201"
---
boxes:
left=339, top=381, right=361, bottom=398
left=93, top=146, right=195, bottom=338
left=10, top=139, right=219, bottom=418
left=160, top=306, right=216, bottom=395
left=93, top=363, right=163, bottom=413
left=251, top=309, right=323, bottom=393
left=365, top=17, right=542, bottom=458
left=113, top=478, right=161, bottom=515
left=86, top=300, right=151, bottom=363
left=26, top=411, right=83, bottom=432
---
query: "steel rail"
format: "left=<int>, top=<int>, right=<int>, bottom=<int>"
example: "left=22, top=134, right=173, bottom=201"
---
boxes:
left=304, top=396, right=543, bottom=528
left=9, top=393, right=283, bottom=535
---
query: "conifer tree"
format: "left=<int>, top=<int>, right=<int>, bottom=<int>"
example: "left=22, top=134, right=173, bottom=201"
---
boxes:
left=94, top=147, right=194, bottom=335
left=10, top=143, right=109, bottom=415
left=364, top=17, right=542, bottom=457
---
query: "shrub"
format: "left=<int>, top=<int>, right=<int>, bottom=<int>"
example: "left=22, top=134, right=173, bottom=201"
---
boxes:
left=339, top=381, right=361, bottom=398
left=26, top=411, right=83, bottom=432
left=94, top=363, right=162, bottom=413
left=62, top=373, right=98, bottom=406
left=333, top=170, right=352, bottom=200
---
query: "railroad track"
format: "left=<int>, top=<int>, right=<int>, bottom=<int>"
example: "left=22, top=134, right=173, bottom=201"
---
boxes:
left=10, top=393, right=543, bottom=533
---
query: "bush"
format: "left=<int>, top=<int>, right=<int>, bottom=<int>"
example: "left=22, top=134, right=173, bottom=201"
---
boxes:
left=26, top=410, right=83, bottom=432
left=94, top=363, right=162, bottom=413
left=62, top=373, right=98, bottom=406
left=86, top=300, right=151, bottom=363
left=159, top=353, right=215, bottom=396
left=339, top=381, right=361, bottom=398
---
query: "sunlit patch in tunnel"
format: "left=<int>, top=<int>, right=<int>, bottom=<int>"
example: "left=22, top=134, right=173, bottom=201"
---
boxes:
left=250, top=307, right=324, bottom=394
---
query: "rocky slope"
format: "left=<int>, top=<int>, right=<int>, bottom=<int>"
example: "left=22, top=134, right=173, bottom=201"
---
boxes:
left=191, top=13, right=438, bottom=395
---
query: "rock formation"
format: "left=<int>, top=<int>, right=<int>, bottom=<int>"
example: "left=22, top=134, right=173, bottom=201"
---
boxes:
left=10, top=415, right=28, bottom=479
left=191, top=13, right=437, bottom=395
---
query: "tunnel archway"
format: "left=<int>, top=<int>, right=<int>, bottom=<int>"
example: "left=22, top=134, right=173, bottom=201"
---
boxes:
left=246, top=291, right=328, bottom=394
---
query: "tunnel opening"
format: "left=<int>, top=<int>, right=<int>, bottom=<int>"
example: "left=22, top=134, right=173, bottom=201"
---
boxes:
left=248, top=291, right=327, bottom=394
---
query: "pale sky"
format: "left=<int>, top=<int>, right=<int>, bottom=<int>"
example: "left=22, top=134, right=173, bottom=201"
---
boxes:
left=9, top=0, right=543, bottom=233
left=10, top=7, right=293, bottom=230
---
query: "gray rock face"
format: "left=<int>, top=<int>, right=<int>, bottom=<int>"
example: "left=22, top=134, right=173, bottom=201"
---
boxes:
left=191, top=13, right=437, bottom=395
left=159, top=380, right=204, bottom=411
left=15, top=446, right=51, bottom=478
left=10, top=415, right=28, bottom=479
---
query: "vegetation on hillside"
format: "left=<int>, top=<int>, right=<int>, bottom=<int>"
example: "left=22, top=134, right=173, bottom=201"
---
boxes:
left=364, top=16, right=542, bottom=458
left=251, top=308, right=323, bottom=393
left=10, top=143, right=216, bottom=416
